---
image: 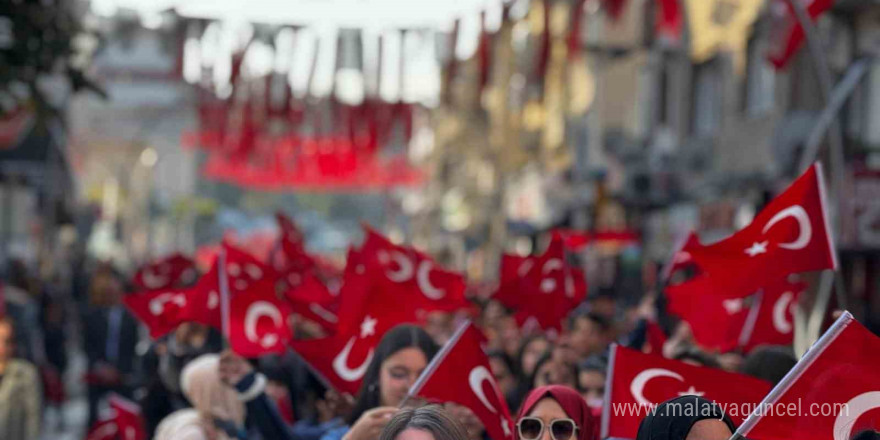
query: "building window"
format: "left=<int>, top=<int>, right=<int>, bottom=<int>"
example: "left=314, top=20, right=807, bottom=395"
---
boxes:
left=691, top=57, right=722, bottom=138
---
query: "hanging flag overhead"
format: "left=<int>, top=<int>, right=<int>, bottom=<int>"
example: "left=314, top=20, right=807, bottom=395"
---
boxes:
left=767, top=0, right=834, bottom=69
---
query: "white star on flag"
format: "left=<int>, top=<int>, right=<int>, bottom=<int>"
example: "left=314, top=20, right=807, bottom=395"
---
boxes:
left=744, top=241, right=769, bottom=257
left=360, top=315, right=378, bottom=338
left=677, top=386, right=705, bottom=397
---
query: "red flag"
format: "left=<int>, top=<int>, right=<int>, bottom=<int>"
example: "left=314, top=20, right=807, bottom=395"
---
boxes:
left=275, top=212, right=313, bottom=273
left=85, top=394, right=147, bottom=440
left=740, top=277, right=807, bottom=353
left=602, top=345, right=772, bottom=440
left=495, top=235, right=587, bottom=334
left=132, top=253, right=196, bottom=291
left=409, top=322, right=515, bottom=440
left=661, top=231, right=703, bottom=281
left=687, top=163, right=837, bottom=297
left=665, top=275, right=751, bottom=352
left=123, top=288, right=199, bottom=338
left=655, top=0, right=683, bottom=43
left=361, top=228, right=470, bottom=314
left=603, top=0, right=627, bottom=21
left=227, top=277, right=293, bottom=357
left=734, top=312, right=880, bottom=440
left=285, top=272, right=339, bottom=334
left=290, top=290, right=417, bottom=395
left=189, top=242, right=277, bottom=329
left=768, top=0, right=834, bottom=69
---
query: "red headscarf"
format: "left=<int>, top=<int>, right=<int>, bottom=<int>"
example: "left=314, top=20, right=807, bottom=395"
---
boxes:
left=516, top=385, right=598, bottom=440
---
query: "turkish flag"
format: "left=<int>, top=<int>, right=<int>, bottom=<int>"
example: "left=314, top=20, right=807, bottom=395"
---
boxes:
left=132, top=253, right=197, bottom=291
left=665, top=275, right=751, bottom=352
left=360, top=228, right=470, bottom=315
left=495, top=235, right=587, bottom=333
left=123, top=288, right=199, bottom=338
left=274, top=212, right=314, bottom=273
left=661, top=231, right=703, bottom=281
left=410, top=322, right=515, bottom=440
left=734, top=312, right=880, bottom=440
left=740, top=277, right=807, bottom=353
left=290, top=289, right=418, bottom=395
left=687, top=163, right=837, bottom=297
left=189, top=242, right=277, bottom=329
left=227, top=277, right=293, bottom=357
left=602, top=345, right=772, bottom=440
left=85, top=394, right=147, bottom=440
left=767, top=0, right=834, bottom=69
left=285, top=272, right=339, bottom=334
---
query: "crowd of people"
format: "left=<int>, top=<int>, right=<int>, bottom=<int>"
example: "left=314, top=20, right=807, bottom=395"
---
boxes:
left=0, top=243, right=877, bottom=440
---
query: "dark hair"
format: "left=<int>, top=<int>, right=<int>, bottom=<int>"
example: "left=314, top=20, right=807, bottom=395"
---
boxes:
left=529, top=351, right=577, bottom=390
left=577, top=355, right=607, bottom=375
left=487, top=349, right=515, bottom=377
left=739, top=346, right=797, bottom=386
left=672, top=347, right=720, bottom=369
left=568, top=310, right=611, bottom=334
left=347, top=325, right=439, bottom=425
left=852, top=431, right=880, bottom=440
left=379, top=405, right=469, bottom=440
left=515, top=334, right=549, bottom=379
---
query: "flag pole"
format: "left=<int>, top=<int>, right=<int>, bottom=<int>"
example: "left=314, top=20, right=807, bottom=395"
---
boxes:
left=400, top=320, right=471, bottom=409
left=219, top=246, right=231, bottom=349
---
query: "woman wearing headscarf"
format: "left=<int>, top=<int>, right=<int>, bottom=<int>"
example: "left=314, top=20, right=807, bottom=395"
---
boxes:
left=154, top=351, right=295, bottom=440
left=634, top=395, right=735, bottom=440
left=515, top=385, right=597, bottom=440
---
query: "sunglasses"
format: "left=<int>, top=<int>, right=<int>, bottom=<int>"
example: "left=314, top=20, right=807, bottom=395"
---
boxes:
left=517, top=417, right=579, bottom=440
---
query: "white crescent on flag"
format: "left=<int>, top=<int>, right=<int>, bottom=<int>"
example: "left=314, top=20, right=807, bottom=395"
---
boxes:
left=417, top=261, right=446, bottom=300
left=762, top=205, right=812, bottom=250
left=772, top=291, right=794, bottom=334
left=630, top=368, right=685, bottom=407
left=244, top=301, right=283, bottom=348
left=833, top=391, right=880, bottom=440
left=332, top=336, right=374, bottom=382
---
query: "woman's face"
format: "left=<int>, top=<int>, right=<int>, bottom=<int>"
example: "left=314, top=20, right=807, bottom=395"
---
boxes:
left=522, top=398, right=571, bottom=440
left=521, top=338, right=550, bottom=377
left=578, top=370, right=605, bottom=409
left=396, top=428, right=435, bottom=440
left=379, top=347, right=428, bottom=407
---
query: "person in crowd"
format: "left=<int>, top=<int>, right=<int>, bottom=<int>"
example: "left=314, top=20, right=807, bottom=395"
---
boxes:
left=320, top=324, right=440, bottom=440
left=567, top=311, right=613, bottom=360
left=739, top=345, right=796, bottom=386
left=154, top=350, right=295, bottom=440
left=634, top=395, right=735, bottom=440
left=2, top=260, right=41, bottom=362
left=531, top=351, right=578, bottom=390
left=516, top=385, right=597, bottom=440
left=576, top=356, right=606, bottom=412
left=0, top=315, right=42, bottom=440
left=82, top=263, right=141, bottom=426
left=853, top=431, right=880, bottom=440
left=517, top=335, right=550, bottom=382
left=379, top=405, right=469, bottom=440
left=141, top=323, right=224, bottom=437
left=487, top=349, right=518, bottom=411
